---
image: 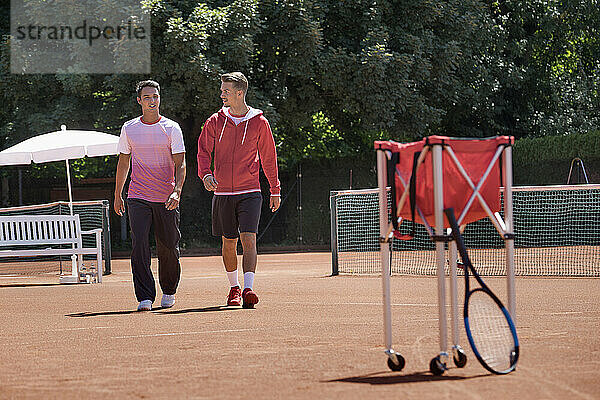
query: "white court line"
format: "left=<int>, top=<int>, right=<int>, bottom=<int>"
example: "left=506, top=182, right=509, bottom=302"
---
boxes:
left=112, top=328, right=258, bottom=340
left=2, top=339, right=63, bottom=346
left=543, top=311, right=584, bottom=315
left=185, top=275, right=226, bottom=280
left=0, top=276, right=41, bottom=279
left=347, top=302, right=438, bottom=307
left=50, top=326, right=113, bottom=332
left=285, top=301, right=438, bottom=307
left=0, top=326, right=115, bottom=345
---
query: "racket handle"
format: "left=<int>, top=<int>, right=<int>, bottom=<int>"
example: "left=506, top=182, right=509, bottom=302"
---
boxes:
left=444, top=208, right=472, bottom=268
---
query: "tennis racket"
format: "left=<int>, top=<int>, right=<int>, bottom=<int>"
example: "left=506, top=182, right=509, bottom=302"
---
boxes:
left=444, top=208, right=519, bottom=375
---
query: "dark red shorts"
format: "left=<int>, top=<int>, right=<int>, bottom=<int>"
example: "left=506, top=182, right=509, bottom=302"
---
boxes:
left=212, top=192, right=262, bottom=239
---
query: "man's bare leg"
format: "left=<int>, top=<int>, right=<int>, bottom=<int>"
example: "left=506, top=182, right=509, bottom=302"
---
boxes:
left=222, top=236, right=238, bottom=272
left=239, top=232, right=259, bottom=307
left=222, top=237, right=241, bottom=306
left=240, top=232, right=257, bottom=273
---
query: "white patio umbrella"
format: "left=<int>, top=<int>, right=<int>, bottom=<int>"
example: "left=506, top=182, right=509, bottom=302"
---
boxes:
left=0, top=125, right=119, bottom=214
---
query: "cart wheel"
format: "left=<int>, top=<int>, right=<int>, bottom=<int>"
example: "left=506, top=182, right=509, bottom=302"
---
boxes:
left=453, top=347, right=467, bottom=368
left=387, top=354, right=405, bottom=371
left=429, top=356, right=446, bottom=376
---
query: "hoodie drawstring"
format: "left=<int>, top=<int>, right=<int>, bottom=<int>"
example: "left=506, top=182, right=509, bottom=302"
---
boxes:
left=219, top=111, right=251, bottom=144
left=241, top=120, right=249, bottom=145
left=218, top=117, right=227, bottom=142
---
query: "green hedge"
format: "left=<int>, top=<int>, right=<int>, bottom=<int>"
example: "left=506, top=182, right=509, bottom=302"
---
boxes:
left=513, top=131, right=600, bottom=185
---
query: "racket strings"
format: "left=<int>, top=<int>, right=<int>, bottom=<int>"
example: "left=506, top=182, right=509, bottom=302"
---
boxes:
left=468, top=292, right=516, bottom=371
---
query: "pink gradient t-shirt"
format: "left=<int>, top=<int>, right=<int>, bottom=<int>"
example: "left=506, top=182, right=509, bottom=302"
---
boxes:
left=117, top=116, right=185, bottom=202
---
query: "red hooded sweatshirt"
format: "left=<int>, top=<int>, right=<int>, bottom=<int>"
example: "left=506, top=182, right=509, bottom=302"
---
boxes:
left=197, top=106, right=280, bottom=196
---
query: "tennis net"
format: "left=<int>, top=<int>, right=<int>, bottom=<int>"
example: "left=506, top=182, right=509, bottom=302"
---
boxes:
left=0, top=200, right=111, bottom=276
left=330, top=185, right=600, bottom=276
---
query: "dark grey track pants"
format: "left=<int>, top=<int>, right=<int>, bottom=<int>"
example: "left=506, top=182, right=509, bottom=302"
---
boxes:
left=127, top=198, right=181, bottom=302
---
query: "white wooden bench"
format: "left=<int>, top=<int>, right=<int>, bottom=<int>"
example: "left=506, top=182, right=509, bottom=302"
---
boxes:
left=0, top=214, right=103, bottom=283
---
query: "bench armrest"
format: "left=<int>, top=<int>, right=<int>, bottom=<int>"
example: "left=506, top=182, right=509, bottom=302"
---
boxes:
left=81, top=228, right=103, bottom=236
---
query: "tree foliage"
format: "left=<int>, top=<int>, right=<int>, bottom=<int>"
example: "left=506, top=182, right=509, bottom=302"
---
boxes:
left=484, top=0, right=600, bottom=138
left=0, top=0, right=598, bottom=172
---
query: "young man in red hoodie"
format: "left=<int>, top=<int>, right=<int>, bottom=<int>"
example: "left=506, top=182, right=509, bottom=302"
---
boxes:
left=197, top=72, right=280, bottom=308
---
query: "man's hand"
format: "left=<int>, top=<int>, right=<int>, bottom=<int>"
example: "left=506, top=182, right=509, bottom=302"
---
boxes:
left=114, top=195, right=125, bottom=216
left=203, top=175, right=218, bottom=191
left=165, top=190, right=181, bottom=210
left=270, top=195, right=281, bottom=212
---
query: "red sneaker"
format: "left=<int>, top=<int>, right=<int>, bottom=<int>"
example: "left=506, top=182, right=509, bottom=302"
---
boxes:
left=242, top=288, right=259, bottom=309
left=227, top=286, right=242, bottom=306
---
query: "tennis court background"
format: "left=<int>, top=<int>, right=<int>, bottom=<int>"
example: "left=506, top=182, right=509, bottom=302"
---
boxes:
left=9, top=150, right=597, bottom=252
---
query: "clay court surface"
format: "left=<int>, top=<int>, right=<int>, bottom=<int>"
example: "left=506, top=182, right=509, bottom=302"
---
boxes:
left=1, top=252, right=599, bottom=399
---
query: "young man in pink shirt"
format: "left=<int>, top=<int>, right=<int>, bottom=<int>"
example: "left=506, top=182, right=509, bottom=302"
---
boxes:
left=198, top=72, right=280, bottom=308
left=114, top=80, right=187, bottom=311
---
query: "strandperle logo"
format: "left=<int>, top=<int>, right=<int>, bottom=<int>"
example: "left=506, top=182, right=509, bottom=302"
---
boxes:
left=11, top=0, right=150, bottom=74
left=14, top=19, right=147, bottom=47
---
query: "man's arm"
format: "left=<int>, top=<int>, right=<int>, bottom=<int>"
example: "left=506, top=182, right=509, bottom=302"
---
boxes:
left=114, top=153, right=131, bottom=216
left=198, top=117, right=217, bottom=191
left=257, top=118, right=281, bottom=212
left=165, top=152, right=186, bottom=210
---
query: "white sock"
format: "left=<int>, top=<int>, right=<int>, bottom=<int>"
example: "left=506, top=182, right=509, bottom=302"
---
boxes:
left=243, top=272, right=255, bottom=290
left=227, top=270, right=239, bottom=287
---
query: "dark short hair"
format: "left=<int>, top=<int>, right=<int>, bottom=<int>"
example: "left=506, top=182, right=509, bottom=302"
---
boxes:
left=136, top=80, right=160, bottom=97
left=221, top=72, right=248, bottom=94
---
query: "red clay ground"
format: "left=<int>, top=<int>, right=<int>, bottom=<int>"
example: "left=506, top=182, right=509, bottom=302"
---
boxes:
left=0, top=252, right=599, bottom=399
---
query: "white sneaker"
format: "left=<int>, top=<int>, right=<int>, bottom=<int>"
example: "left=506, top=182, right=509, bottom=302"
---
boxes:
left=137, top=300, right=152, bottom=311
left=161, top=294, right=175, bottom=308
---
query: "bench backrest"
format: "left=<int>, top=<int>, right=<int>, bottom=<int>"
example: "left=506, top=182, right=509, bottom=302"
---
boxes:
left=0, top=215, right=83, bottom=247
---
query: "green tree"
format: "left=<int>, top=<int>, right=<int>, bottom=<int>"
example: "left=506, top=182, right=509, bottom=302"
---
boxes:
left=1, top=0, right=599, bottom=167
left=485, top=0, right=600, bottom=137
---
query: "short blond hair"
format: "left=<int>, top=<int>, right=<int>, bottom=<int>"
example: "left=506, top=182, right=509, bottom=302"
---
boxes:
left=221, top=72, right=248, bottom=94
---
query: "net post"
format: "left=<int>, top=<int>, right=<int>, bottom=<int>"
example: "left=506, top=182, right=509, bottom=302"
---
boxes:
left=503, top=145, right=516, bottom=322
left=102, top=200, right=112, bottom=275
left=432, top=144, right=448, bottom=358
left=297, top=164, right=303, bottom=244
left=330, top=191, right=339, bottom=276
left=377, top=149, right=394, bottom=352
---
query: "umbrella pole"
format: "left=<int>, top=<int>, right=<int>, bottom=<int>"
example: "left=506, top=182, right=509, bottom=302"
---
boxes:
left=66, top=159, right=74, bottom=215
left=65, top=159, right=78, bottom=280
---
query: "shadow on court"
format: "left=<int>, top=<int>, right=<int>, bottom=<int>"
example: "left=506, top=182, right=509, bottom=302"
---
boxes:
left=67, top=309, right=143, bottom=317
left=325, top=371, right=490, bottom=385
left=154, top=305, right=242, bottom=315
left=0, top=283, right=62, bottom=288
left=66, top=305, right=240, bottom=317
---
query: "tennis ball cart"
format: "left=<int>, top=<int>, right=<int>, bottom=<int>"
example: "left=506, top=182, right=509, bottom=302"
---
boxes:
left=375, top=136, right=519, bottom=375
